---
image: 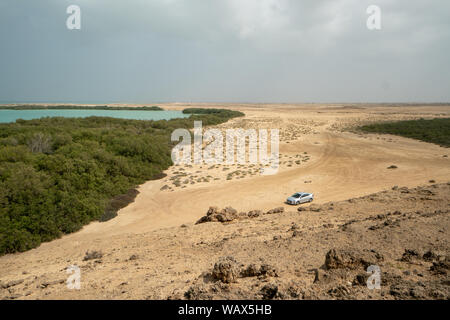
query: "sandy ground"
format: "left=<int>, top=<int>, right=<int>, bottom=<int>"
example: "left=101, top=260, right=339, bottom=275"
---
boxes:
left=0, top=104, right=449, bottom=300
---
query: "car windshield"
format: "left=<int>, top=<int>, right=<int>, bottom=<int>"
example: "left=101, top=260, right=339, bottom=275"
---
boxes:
left=292, top=193, right=301, bottom=198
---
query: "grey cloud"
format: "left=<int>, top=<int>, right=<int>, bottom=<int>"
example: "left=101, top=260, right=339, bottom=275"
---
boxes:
left=0, top=0, right=449, bottom=103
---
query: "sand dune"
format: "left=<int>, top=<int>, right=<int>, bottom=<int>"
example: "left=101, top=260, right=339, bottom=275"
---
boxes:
left=71, top=104, right=450, bottom=234
left=0, top=104, right=449, bottom=300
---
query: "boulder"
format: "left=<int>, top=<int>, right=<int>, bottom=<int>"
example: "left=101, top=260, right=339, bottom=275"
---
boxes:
left=212, top=256, right=240, bottom=283
left=324, top=248, right=382, bottom=270
left=266, top=207, right=284, bottom=215
left=430, top=260, right=449, bottom=275
left=241, top=263, right=278, bottom=278
left=422, top=250, right=439, bottom=262
left=83, top=250, right=103, bottom=261
left=260, top=283, right=279, bottom=300
left=247, top=210, right=262, bottom=218
left=207, top=206, right=219, bottom=216
left=400, top=249, right=421, bottom=262
left=309, top=205, right=322, bottom=212
left=196, top=207, right=239, bottom=224
left=353, top=273, right=370, bottom=286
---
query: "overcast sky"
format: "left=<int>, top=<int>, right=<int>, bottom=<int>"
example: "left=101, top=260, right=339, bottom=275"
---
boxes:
left=0, top=0, right=449, bottom=103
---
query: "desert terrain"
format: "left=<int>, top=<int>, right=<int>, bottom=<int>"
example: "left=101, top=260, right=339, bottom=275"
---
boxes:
left=0, top=104, right=449, bottom=300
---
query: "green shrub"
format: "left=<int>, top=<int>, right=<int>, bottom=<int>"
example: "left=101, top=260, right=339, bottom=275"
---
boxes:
left=0, top=109, right=243, bottom=255
left=358, top=118, right=450, bottom=147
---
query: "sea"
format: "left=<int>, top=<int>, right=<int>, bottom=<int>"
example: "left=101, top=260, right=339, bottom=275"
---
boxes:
left=0, top=109, right=189, bottom=123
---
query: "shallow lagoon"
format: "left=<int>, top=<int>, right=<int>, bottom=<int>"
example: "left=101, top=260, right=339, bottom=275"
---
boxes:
left=0, top=109, right=189, bottom=123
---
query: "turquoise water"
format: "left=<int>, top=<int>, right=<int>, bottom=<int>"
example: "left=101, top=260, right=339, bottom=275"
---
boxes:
left=0, top=109, right=190, bottom=123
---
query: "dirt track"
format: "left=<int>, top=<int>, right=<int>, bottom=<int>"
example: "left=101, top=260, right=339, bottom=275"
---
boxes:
left=0, top=104, right=449, bottom=300
left=76, top=104, right=450, bottom=234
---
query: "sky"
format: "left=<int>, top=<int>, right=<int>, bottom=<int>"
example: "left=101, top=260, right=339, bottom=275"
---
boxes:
left=0, top=0, right=449, bottom=103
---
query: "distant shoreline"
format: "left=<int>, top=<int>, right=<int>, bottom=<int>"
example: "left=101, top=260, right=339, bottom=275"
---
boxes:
left=0, top=105, right=164, bottom=111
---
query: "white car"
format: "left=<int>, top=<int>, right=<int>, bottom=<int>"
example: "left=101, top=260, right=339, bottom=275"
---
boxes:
left=286, top=192, right=314, bottom=205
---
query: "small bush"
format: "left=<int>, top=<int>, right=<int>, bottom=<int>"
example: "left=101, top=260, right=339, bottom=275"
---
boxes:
left=83, top=250, right=103, bottom=261
left=27, top=133, right=52, bottom=154
left=359, top=118, right=450, bottom=147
